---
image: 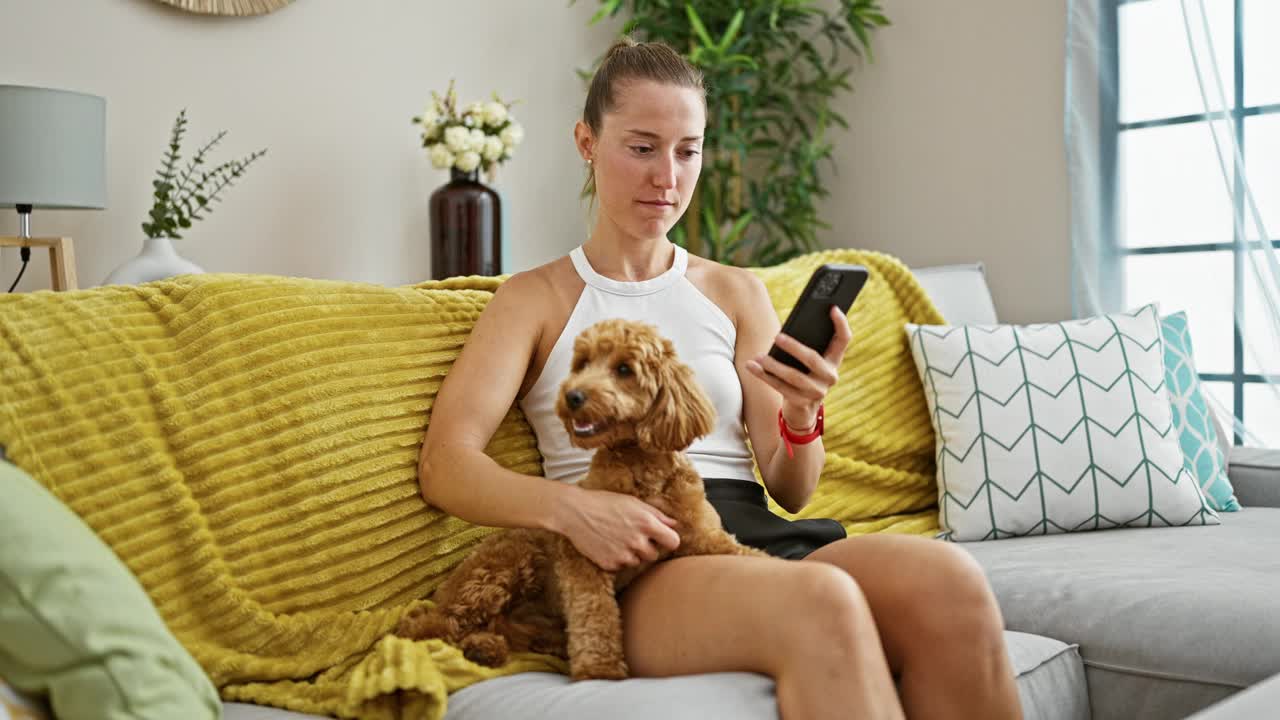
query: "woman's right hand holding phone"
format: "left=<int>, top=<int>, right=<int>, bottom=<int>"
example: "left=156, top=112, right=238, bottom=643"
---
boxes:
left=553, top=486, right=681, bottom=572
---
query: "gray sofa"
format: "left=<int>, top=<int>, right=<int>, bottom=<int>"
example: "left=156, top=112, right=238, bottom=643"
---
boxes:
left=8, top=262, right=1277, bottom=720
left=221, top=263, right=1280, bottom=719
left=224, top=449, right=1280, bottom=720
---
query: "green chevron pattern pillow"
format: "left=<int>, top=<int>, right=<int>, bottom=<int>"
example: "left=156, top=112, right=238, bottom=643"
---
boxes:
left=906, top=304, right=1220, bottom=542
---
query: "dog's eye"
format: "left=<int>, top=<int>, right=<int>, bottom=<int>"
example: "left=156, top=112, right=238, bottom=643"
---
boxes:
left=615, top=363, right=633, bottom=377
left=573, top=357, right=588, bottom=372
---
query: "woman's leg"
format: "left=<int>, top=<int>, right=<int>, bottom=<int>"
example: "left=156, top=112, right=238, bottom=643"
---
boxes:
left=619, top=554, right=905, bottom=720
left=805, top=535, right=1023, bottom=720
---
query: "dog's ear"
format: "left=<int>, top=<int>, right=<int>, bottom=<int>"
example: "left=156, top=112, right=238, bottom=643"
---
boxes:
left=636, top=340, right=716, bottom=451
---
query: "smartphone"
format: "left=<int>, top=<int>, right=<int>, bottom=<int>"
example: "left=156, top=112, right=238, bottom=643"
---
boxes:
left=766, top=264, right=869, bottom=373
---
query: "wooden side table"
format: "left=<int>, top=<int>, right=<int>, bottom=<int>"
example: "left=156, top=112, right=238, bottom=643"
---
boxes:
left=0, top=236, right=77, bottom=291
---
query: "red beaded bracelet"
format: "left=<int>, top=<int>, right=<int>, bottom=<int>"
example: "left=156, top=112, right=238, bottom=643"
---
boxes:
left=778, top=404, right=824, bottom=458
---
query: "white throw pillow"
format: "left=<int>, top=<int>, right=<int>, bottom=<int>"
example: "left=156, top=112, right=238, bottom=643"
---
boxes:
left=905, top=303, right=1219, bottom=542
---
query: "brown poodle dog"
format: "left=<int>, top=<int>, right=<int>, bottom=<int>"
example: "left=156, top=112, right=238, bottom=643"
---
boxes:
left=396, top=319, right=767, bottom=680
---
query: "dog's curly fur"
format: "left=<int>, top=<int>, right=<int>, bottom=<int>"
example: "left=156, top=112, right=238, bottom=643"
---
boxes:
left=396, top=319, right=767, bottom=680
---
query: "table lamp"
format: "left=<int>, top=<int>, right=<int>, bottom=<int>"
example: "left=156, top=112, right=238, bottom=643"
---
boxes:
left=0, top=84, right=106, bottom=292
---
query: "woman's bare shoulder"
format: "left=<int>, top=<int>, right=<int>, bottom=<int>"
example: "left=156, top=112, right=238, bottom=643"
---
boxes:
left=686, top=255, right=770, bottom=327
left=492, top=255, right=577, bottom=308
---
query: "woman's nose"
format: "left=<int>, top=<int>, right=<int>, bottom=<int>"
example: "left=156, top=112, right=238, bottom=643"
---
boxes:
left=651, top=154, right=676, bottom=188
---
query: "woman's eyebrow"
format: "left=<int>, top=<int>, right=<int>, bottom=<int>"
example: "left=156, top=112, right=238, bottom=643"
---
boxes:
left=625, top=129, right=703, bottom=142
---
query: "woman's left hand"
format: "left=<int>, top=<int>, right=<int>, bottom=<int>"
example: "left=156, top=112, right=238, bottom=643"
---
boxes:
left=744, top=305, right=853, bottom=430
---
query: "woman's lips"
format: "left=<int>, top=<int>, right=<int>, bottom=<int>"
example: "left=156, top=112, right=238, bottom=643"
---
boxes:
left=638, top=200, right=674, bottom=207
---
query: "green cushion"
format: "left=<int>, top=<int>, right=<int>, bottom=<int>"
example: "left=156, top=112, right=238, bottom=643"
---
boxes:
left=0, top=460, right=221, bottom=720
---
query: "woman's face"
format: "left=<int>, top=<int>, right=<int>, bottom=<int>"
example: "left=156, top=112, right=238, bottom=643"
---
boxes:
left=577, top=80, right=706, bottom=242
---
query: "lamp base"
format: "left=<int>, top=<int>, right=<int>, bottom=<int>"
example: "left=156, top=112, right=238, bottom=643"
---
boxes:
left=0, top=236, right=77, bottom=291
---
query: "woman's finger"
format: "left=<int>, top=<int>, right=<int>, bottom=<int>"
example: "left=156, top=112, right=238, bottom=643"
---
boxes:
left=824, top=305, right=853, bottom=365
left=772, top=333, right=826, bottom=375
left=745, top=359, right=792, bottom=396
left=648, top=517, right=681, bottom=551
left=755, top=355, right=826, bottom=402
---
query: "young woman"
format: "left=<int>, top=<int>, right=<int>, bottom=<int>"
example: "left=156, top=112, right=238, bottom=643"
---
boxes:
left=418, top=38, right=1022, bottom=720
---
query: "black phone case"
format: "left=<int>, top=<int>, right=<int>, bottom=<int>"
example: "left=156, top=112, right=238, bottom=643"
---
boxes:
left=767, top=264, right=869, bottom=373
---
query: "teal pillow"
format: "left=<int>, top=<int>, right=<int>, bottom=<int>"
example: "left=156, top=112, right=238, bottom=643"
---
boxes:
left=1160, top=312, right=1240, bottom=511
left=0, top=460, right=222, bottom=719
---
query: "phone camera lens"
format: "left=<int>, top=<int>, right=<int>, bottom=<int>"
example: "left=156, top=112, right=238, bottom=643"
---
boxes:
left=815, top=272, right=840, bottom=298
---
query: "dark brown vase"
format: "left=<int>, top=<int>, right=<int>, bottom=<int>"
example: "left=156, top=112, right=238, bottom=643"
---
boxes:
left=429, top=168, right=502, bottom=279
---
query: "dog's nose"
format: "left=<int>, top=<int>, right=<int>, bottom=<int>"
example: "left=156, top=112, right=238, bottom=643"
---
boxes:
left=565, top=389, right=586, bottom=411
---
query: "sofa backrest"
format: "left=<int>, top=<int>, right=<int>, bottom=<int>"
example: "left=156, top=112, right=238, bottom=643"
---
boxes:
left=910, top=262, right=999, bottom=326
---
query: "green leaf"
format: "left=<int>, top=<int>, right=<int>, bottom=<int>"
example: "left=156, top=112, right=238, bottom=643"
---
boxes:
left=719, top=9, right=745, bottom=53
left=685, top=4, right=715, bottom=48
left=589, top=0, right=620, bottom=25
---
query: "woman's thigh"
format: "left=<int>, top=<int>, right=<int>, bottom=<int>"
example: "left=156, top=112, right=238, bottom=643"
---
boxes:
left=804, top=534, right=998, bottom=672
left=618, top=553, right=865, bottom=678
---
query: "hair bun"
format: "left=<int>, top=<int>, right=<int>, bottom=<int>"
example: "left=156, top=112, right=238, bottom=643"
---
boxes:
left=603, top=36, right=638, bottom=60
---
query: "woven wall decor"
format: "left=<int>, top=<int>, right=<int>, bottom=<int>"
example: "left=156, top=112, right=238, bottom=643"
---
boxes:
left=154, top=0, right=295, bottom=16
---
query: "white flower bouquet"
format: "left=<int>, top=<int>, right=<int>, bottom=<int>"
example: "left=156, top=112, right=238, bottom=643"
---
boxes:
left=413, top=80, right=524, bottom=181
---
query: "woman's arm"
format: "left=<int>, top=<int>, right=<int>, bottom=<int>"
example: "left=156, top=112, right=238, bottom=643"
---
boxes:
left=419, top=270, right=579, bottom=531
left=419, top=270, right=680, bottom=570
left=732, top=272, right=851, bottom=513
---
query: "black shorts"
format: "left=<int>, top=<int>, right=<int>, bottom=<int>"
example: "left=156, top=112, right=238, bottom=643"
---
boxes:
left=702, top=478, right=846, bottom=560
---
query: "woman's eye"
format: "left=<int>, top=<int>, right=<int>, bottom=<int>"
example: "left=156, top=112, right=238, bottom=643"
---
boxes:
left=631, top=146, right=652, bottom=155
left=616, top=363, right=633, bottom=377
left=682, top=149, right=701, bottom=158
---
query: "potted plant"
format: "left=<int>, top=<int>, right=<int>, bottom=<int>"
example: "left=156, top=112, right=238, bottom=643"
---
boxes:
left=104, top=109, right=266, bottom=286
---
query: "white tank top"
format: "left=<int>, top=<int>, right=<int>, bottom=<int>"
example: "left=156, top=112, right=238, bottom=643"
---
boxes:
left=517, top=244, right=758, bottom=484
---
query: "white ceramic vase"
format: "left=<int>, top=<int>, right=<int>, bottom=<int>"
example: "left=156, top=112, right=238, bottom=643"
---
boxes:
left=103, top=237, right=205, bottom=286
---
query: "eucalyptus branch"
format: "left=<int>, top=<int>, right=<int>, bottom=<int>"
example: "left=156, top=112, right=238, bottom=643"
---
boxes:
left=172, top=130, right=228, bottom=205
left=143, top=110, right=267, bottom=240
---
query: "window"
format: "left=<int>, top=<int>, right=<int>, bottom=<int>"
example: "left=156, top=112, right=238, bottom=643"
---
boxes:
left=1107, top=0, right=1280, bottom=446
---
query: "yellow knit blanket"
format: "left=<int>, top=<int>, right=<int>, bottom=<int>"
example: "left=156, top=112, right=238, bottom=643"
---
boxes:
left=0, top=249, right=942, bottom=719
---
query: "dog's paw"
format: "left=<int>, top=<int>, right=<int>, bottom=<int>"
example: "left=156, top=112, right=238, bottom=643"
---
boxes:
left=571, top=654, right=629, bottom=681
left=460, top=632, right=510, bottom=667
left=394, top=606, right=430, bottom=639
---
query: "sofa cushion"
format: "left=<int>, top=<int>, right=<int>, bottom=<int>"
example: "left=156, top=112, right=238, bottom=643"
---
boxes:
left=0, top=461, right=221, bottom=720
left=1187, top=671, right=1280, bottom=719
left=1228, top=447, right=1280, bottom=509
left=963, top=507, right=1280, bottom=720
left=430, top=630, right=1086, bottom=720
left=223, top=634, right=1086, bottom=720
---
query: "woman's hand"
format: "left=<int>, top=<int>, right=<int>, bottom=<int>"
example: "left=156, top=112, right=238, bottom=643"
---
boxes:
left=554, top=486, right=681, bottom=572
left=744, top=305, right=853, bottom=430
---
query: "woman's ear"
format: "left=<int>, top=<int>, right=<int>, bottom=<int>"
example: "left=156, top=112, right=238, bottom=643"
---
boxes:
left=573, top=120, right=594, bottom=163
left=636, top=342, right=716, bottom=451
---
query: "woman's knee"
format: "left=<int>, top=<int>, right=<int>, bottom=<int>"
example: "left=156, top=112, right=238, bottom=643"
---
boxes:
left=923, top=544, right=1006, bottom=644
left=784, top=563, right=877, bottom=651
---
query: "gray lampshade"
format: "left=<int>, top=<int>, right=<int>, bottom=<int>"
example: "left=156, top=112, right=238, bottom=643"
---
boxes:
left=0, top=85, right=106, bottom=210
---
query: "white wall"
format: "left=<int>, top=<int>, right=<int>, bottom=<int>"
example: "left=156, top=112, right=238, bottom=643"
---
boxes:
left=1, top=0, right=619, bottom=290
left=1, top=0, right=1069, bottom=323
left=823, top=0, right=1070, bottom=323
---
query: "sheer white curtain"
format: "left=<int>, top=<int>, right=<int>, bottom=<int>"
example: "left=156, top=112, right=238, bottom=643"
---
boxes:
left=1066, top=0, right=1280, bottom=448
